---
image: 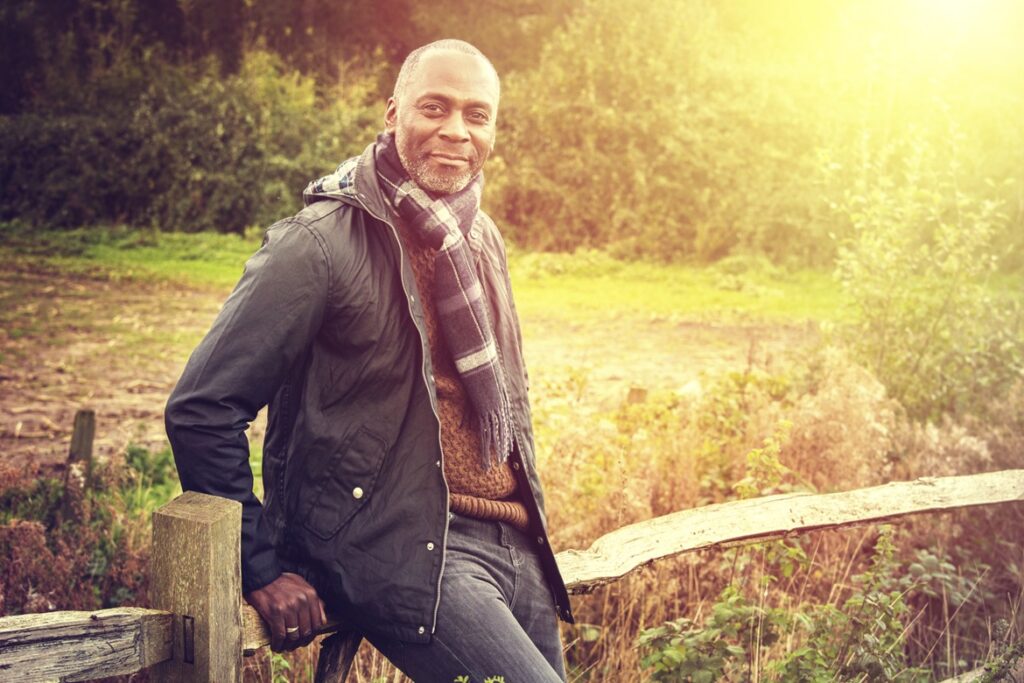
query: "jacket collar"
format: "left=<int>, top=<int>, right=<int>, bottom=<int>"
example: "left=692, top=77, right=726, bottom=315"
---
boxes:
left=351, top=142, right=398, bottom=224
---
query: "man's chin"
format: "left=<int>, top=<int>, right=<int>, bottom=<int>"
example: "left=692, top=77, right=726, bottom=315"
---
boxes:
left=411, top=167, right=474, bottom=196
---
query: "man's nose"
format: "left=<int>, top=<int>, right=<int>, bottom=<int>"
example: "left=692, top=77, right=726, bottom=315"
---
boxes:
left=438, top=113, right=470, bottom=143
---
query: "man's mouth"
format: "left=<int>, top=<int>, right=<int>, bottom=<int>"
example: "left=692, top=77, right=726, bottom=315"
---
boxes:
left=429, top=152, right=470, bottom=166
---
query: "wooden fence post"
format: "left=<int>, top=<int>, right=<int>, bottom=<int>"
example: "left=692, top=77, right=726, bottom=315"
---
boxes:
left=149, top=491, right=243, bottom=683
left=61, top=409, right=95, bottom=518
left=66, top=408, right=95, bottom=467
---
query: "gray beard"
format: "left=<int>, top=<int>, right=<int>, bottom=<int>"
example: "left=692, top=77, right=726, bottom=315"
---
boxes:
left=397, top=142, right=480, bottom=196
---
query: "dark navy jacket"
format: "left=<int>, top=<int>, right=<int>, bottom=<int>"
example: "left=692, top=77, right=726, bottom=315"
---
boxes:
left=165, top=143, right=573, bottom=643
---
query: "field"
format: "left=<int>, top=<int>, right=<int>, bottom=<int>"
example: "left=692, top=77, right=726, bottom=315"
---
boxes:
left=2, top=226, right=1023, bottom=682
left=5, top=1, right=1024, bottom=679
left=0, top=228, right=833, bottom=471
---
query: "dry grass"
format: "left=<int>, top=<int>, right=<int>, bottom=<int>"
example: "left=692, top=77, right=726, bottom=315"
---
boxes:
left=245, top=349, right=1024, bottom=682
left=526, top=348, right=1024, bottom=681
left=269, top=348, right=1024, bottom=681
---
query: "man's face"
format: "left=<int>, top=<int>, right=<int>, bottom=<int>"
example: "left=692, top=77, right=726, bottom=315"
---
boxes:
left=385, top=50, right=499, bottom=195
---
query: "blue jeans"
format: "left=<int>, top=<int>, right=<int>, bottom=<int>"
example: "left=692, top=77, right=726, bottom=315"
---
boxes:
left=365, top=512, right=567, bottom=682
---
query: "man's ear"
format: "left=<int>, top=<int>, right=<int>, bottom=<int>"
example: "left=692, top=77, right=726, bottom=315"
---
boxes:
left=384, top=98, right=398, bottom=133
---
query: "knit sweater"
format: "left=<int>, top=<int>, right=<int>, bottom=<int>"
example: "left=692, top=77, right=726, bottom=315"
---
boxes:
left=395, top=219, right=530, bottom=531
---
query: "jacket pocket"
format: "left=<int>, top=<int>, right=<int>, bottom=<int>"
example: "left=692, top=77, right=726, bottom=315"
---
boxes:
left=301, top=427, right=388, bottom=541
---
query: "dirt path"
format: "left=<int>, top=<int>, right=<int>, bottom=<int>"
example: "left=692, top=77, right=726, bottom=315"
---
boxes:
left=0, top=263, right=221, bottom=470
left=0, top=262, right=817, bottom=471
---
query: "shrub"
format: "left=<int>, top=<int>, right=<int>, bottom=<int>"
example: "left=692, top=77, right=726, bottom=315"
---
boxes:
left=638, top=528, right=936, bottom=682
left=0, top=446, right=179, bottom=615
left=828, top=127, right=1024, bottom=421
left=487, top=0, right=822, bottom=262
left=0, top=51, right=379, bottom=232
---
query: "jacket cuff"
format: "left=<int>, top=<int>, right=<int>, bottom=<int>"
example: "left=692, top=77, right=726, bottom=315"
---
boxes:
left=242, top=550, right=283, bottom=595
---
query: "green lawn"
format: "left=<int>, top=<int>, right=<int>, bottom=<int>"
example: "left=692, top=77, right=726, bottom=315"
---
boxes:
left=510, top=256, right=845, bottom=323
left=4, top=224, right=1021, bottom=327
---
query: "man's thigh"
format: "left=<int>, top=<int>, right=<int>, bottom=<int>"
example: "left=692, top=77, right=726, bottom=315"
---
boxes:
left=365, top=515, right=566, bottom=682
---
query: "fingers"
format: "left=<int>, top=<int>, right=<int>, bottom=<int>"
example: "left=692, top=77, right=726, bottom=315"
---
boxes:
left=245, top=572, right=328, bottom=652
left=267, top=601, right=288, bottom=652
left=306, top=587, right=324, bottom=636
left=290, top=591, right=312, bottom=648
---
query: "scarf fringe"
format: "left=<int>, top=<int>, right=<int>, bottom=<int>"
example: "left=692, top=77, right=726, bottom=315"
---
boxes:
left=479, top=401, right=516, bottom=470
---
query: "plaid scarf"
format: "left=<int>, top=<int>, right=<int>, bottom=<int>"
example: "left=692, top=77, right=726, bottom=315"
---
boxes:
left=374, top=132, right=515, bottom=468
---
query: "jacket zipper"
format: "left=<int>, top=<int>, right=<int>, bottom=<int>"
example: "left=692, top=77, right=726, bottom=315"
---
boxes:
left=354, top=192, right=451, bottom=637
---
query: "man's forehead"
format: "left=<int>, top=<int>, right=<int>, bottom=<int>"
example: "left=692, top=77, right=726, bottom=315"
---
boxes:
left=402, top=50, right=499, bottom=104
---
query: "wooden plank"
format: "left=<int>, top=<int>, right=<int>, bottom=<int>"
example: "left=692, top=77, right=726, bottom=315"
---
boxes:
left=556, top=469, right=1024, bottom=593
left=241, top=603, right=272, bottom=654
left=0, top=607, right=172, bottom=682
left=150, top=491, right=243, bottom=683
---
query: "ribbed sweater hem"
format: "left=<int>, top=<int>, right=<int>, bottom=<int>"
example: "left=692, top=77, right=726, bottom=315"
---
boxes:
left=450, top=493, right=530, bottom=531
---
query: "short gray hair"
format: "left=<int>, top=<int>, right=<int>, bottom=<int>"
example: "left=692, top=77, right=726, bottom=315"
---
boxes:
left=392, top=39, right=500, bottom=101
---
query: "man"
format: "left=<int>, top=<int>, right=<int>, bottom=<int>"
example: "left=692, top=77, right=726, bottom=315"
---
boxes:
left=165, top=39, right=573, bottom=681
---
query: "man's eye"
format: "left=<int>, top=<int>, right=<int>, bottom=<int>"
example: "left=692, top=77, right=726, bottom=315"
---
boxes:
left=422, top=104, right=444, bottom=114
left=468, top=111, right=490, bottom=123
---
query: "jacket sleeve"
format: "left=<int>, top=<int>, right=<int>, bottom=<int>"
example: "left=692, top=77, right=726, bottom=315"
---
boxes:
left=165, top=219, right=330, bottom=594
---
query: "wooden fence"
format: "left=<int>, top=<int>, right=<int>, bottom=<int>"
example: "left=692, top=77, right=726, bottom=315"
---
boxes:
left=3, top=468, right=1024, bottom=682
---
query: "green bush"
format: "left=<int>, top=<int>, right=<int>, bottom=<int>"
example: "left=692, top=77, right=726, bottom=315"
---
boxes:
left=487, top=0, right=825, bottom=262
left=0, top=51, right=379, bottom=232
left=638, top=529, right=936, bottom=682
left=828, top=127, right=1024, bottom=421
left=0, top=445, right=180, bottom=614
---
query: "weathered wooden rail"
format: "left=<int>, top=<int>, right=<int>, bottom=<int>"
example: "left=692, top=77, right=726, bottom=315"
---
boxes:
left=2, top=470, right=1023, bottom=682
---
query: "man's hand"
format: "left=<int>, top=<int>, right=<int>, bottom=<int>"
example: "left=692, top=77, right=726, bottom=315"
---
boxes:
left=245, top=572, right=327, bottom=652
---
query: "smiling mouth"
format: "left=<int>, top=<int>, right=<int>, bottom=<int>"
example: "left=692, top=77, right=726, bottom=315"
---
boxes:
left=429, top=152, right=470, bottom=164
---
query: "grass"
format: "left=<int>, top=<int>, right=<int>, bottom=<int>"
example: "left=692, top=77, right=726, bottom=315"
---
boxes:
left=0, top=222, right=260, bottom=289
left=2, top=224, right=851, bottom=325
left=5, top=224, right=1020, bottom=329
left=511, top=258, right=844, bottom=324
left=3, top=223, right=1023, bottom=681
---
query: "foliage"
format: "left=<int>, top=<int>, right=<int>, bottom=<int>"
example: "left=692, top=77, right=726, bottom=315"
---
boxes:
left=0, top=446, right=180, bottom=615
left=691, top=370, right=794, bottom=503
left=270, top=650, right=292, bottom=683
left=1, top=50, right=379, bottom=233
left=488, top=0, right=822, bottom=263
left=4, top=1, right=1024, bottom=267
left=829, top=127, right=1024, bottom=421
left=976, top=633, right=1024, bottom=683
left=534, top=338, right=1024, bottom=679
left=639, top=528, right=937, bottom=682
left=639, top=584, right=779, bottom=682
left=732, top=421, right=799, bottom=500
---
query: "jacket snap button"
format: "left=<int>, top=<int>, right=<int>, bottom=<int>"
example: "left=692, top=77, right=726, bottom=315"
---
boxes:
left=410, top=295, right=416, bottom=303
left=418, top=626, right=426, bottom=635
left=426, top=542, right=435, bottom=551
left=435, top=460, right=441, bottom=468
left=512, top=462, right=520, bottom=471
left=352, top=487, right=364, bottom=499
left=536, top=536, right=545, bottom=545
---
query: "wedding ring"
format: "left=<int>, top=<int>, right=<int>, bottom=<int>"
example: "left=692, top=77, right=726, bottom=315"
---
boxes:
left=286, top=626, right=300, bottom=634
